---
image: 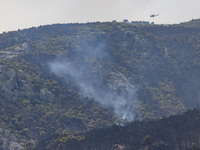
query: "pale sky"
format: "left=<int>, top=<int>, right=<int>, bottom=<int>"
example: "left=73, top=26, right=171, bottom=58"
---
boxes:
left=1, top=0, right=200, bottom=33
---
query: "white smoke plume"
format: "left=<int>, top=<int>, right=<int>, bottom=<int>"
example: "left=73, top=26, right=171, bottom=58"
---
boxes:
left=49, top=39, right=137, bottom=121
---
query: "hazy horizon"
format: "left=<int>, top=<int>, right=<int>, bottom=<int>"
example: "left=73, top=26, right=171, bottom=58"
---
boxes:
left=1, top=0, right=200, bottom=33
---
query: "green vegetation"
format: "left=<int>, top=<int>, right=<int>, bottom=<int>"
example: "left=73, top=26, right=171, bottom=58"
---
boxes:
left=178, top=19, right=200, bottom=28
left=0, top=20, right=200, bottom=149
left=33, top=109, right=200, bottom=150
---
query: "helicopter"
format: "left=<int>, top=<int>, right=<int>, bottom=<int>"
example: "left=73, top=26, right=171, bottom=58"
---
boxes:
left=150, top=14, right=159, bottom=18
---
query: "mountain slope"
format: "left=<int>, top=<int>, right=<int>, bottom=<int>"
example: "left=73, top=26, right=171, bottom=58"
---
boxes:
left=0, top=21, right=200, bottom=148
left=178, top=19, right=200, bottom=28
left=33, top=108, right=200, bottom=150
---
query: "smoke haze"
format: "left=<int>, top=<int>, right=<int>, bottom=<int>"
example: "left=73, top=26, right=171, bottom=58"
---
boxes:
left=49, top=38, right=137, bottom=121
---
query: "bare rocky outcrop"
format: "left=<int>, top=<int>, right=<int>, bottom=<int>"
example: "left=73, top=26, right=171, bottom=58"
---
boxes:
left=38, top=88, right=55, bottom=103
left=0, top=43, right=30, bottom=60
left=0, top=127, right=23, bottom=150
left=0, top=65, right=32, bottom=100
left=0, top=65, right=55, bottom=103
left=111, top=144, right=126, bottom=150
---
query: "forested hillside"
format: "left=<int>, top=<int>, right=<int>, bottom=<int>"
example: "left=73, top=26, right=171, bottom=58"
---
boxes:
left=33, top=108, right=200, bottom=150
left=178, top=19, right=200, bottom=28
left=0, top=20, right=200, bottom=149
